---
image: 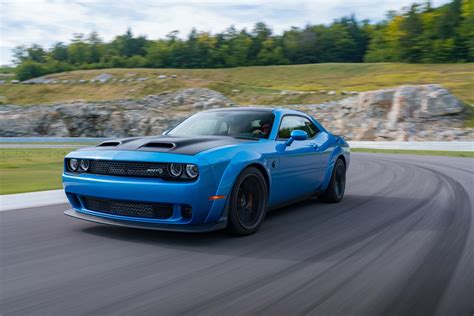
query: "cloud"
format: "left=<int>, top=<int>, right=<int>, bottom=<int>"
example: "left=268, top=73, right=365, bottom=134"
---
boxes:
left=0, top=0, right=451, bottom=65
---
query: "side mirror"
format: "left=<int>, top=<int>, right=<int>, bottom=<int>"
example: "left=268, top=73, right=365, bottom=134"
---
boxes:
left=285, top=130, right=308, bottom=146
left=162, top=129, right=170, bottom=136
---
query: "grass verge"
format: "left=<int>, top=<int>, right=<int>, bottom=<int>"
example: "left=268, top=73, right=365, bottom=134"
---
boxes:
left=0, top=148, right=73, bottom=195
left=1, top=63, right=472, bottom=107
left=352, top=148, right=474, bottom=157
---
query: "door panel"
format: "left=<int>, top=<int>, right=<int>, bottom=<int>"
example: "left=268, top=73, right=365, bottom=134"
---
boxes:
left=271, top=115, right=327, bottom=204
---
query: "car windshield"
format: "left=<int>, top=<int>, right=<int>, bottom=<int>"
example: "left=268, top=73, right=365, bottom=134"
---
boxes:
left=168, top=110, right=275, bottom=139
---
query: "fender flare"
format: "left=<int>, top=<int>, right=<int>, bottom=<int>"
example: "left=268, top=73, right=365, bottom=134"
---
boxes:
left=205, top=151, right=272, bottom=223
left=320, top=146, right=346, bottom=192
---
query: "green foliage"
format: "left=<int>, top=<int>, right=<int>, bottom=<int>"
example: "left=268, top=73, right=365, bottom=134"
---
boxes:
left=366, top=0, right=472, bottom=63
left=15, top=60, right=47, bottom=81
left=11, top=0, right=473, bottom=81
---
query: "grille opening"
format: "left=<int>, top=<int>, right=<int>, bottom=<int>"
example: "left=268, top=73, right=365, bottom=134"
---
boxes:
left=181, top=205, right=192, bottom=220
left=97, top=141, right=121, bottom=147
left=88, top=160, right=169, bottom=178
left=67, top=159, right=197, bottom=181
left=82, top=196, right=173, bottom=219
left=141, top=142, right=175, bottom=149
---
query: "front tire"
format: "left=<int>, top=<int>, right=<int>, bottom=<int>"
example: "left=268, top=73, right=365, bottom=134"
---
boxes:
left=317, top=159, right=346, bottom=203
left=227, top=167, right=268, bottom=236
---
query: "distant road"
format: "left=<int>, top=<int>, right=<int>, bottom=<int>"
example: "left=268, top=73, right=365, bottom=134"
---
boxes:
left=1, top=153, right=473, bottom=315
left=0, top=137, right=109, bottom=143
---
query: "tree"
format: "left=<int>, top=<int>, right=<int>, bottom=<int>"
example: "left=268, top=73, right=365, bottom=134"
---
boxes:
left=399, top=4, right=425, bottom=62
left=87, top=32, right=104, bottom=63
left=15, top=60, right=46, bottom=80
left=112, top=28, right=147, bottom=57
left=50, top=42, right=68, bottom=61
left=256, top=39, right=288, bottom=65
left=457, top=0, right=474, bottom=61
left=9, top=0, right=473, bottom=76
left=26, top=44, right=46, bottom=63
left=12, top=45, right=28, bottom=64
left=68, top=33, right=89, bottom=65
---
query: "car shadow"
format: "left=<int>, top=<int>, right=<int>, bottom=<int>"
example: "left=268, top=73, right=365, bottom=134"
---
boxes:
left=80, top=194, right=427, bottom=261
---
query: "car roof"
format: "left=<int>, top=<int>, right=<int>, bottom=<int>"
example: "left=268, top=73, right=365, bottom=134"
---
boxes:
left=203, top=107, right=309, bottom=116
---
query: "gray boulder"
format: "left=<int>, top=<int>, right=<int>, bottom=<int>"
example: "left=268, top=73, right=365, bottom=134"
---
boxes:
left=304, top=84, right=469, bottom=141
left=93, top=74, right=112, bottom=83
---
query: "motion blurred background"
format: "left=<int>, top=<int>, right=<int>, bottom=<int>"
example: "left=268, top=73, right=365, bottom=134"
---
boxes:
left=1, top=2, right=473, bottom=315
left=0, top=0, right=472, bottom=193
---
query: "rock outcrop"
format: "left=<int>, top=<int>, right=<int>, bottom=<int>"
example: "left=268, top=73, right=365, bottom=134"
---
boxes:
left=0, top=89, right=234, bottom=137
left=304, top=84, right=470, bottom=141
left=0, top=85, right=471, bottom=141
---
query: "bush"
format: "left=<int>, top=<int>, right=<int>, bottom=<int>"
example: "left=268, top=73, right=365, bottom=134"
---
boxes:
left=15, top=61, right=47, bottom=81
left=126, top=55, right=148, bottom=68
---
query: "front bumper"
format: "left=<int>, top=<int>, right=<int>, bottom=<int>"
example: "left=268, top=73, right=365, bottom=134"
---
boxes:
left=65, top=209, right=226, bottom=232
left=62, top=149, right=233, bottom=231
left=63, top=171, right=230, bottom=230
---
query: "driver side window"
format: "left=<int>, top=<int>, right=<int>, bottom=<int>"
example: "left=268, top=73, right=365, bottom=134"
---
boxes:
left=278, top=116, right=319, bottom=139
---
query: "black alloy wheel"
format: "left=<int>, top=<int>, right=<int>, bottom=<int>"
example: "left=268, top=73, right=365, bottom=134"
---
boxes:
left=227, top=167, right=268, bottom=235
left=317, top=158, right=346, bottom=203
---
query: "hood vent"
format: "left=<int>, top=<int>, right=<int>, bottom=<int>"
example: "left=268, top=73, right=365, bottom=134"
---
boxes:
left=97, top=141, right=121, bottom=147
left=141, top=142, right=175, bottom=149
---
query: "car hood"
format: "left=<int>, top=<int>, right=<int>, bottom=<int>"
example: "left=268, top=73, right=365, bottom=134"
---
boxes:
left=81, top=136, right=259, bottom=156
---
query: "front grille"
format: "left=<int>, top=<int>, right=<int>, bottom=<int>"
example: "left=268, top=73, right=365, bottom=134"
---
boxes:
left=88, top=160, right=169, bottom=178
left=81, top=196, right=173, bottom=219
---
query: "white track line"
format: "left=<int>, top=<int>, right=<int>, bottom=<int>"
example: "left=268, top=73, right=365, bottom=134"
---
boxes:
left=349, top=141, right=473, bottom=152
left=0, top=190, right=68, bottom=212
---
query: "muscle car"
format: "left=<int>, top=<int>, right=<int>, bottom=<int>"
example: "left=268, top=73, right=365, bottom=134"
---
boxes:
left=63, top=107, right=349, bottom=235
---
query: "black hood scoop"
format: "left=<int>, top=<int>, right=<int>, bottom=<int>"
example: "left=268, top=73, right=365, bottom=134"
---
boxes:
left=97, top=137, right=142, bottom=147
left=97, top=141, right=121, bottom=147
left=89, top=135, right=257, bottom=155
left=140, top=142, right=176, bottom=150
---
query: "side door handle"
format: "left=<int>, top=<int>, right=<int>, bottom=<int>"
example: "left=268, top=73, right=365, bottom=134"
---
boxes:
left=311, top=143, right=319, bottom=150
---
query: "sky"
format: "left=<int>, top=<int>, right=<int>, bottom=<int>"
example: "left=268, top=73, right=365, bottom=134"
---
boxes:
left=0, top=0, right=451, bottom=65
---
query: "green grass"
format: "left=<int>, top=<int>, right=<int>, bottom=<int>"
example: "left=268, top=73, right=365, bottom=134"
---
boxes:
left=352, top=148, right=474, bottom=157
left=0, top=148, right=73, bottom=194
left=1, top=63, right=472, bottom=109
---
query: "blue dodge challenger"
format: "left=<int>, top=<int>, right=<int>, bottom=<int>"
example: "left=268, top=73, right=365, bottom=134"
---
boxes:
left=63, top=108, right=349, bottom=235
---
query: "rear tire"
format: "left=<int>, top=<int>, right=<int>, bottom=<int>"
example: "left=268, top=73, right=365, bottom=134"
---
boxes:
left=227, top=167, right=268, bottom=236
left=317, top=159, right=346, bottom=203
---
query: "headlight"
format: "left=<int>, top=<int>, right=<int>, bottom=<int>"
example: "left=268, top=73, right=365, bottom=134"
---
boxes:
left=185, top=164, right=199, bottom=178
left=169, top=163, right=183, bottom=177
left=68, top=159, right=79, bottom=171
left=80, top=159, right=90, bottom=171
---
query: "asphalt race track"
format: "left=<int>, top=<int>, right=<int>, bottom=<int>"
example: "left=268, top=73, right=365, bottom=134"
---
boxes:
left=1, top=153, right=473, bottom=315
